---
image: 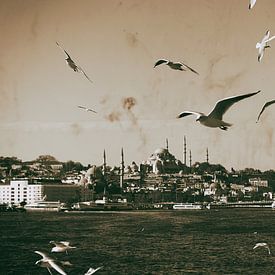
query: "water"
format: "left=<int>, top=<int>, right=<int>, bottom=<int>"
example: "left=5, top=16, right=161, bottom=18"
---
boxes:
left=0, top=209, right=275, bottom=274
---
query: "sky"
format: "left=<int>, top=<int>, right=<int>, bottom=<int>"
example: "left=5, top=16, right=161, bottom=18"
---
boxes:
left=0, top=0, right=275, bottom=170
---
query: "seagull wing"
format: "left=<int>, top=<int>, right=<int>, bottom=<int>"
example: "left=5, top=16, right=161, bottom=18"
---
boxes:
left=208, top=90, right=261, bottom=120
left=35, top=251, right=49, bottom=260
left=154, top=59, right=169, bottom=67
left=262, top=30, right=270, bottom=43
left=177, top=111, right=203, bottom=119
left=77, top=66, right=93, bottom=83
left=49, top=260, right=67, bottom=275
left=56, top=42, right=71, bottom=59
left=253, top=242, right=267, bottom=249
left=181, top=62, right=199, bottom=75
left=59, top=241, right=70, bottom=247
left=87, top=108, right=97, bottom=114
left=265, top=35, right=275, bottom=43
left=85, top=266, right=103, bottom=275
left=249, top=0, right=257, bottom=9
left=78, top=106, right=86, bottom=110
left=257, top=100, right=275, bottom=122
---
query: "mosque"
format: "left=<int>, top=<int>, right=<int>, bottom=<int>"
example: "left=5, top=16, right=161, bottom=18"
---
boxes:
left=144, top=141, right=184, bottom=174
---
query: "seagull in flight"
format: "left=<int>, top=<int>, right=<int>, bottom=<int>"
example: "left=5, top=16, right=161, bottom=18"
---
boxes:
left=56, top=42, right=93, bottom=83
left=256, top=99, right=275, bottom=122
left=154, top=59, right=199, bottom=75
left=34, top=251, right=67, bottom=275
left=256, top=30, right=275, bottom=62
left=177, top=91, right=261, bottom=130
left=50, top=241, right=76, bottom=254
left=249, top=0, right=257, bottom=9
left=78, top=105, right=97, bottom=114
left=253, top=242, right=271, bottom=255
left=84, top=266, right=103, bottom=275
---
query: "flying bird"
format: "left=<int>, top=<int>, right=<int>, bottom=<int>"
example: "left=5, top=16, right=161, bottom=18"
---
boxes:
left=256, top=30, right=275, bottom=62
left=154, top=59, right=199, bottom=75
left=256, top=99, right=275, bottom=122
left=84, top=266, right=103, bottom=275
left=34, top=251, right=67, bottom=275
left=50, top=241, right=76, bottom=254
left=249, top=0, right=257, bottom=9
left=177, top=91, right=261, bottom=130
left=78, top=105, right=97, bottom=114
left=56, top=42, right=93, bottom=83
left=253, top=242, right=271, bottom=255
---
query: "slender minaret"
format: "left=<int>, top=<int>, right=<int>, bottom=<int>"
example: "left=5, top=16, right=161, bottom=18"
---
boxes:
left=166, top=138, right=169, bottom=151
left=189, top=150, right=192, bottom=167
left=103, top=149, right=107, bottom=176
left=183, top=136, right=187, bottom=166
left=120, top=148, right=124, bottom=189
left=206, top=148, right=209, bottom=163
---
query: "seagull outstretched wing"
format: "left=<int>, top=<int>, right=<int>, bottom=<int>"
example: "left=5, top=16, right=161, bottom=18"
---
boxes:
left=253, top=242, right=271, bottom=255
left=249, top=0, right=257, bottom=10
left=208, top=90, right=261, bottom=120
left=56, top=42, right=71, bottom=60
left=265, top=36, right=275, bottom=43
left=35, top=251, right=49, bottom=260
left=49, top=261, right=67, bottom=275
left=78, top=105, right=97, bottom=114
left=257, top=100, right=275, bottom=122
left=77, top=66, right=93, bottom=83
left=181, top=62, right=199, bottom=75
left=84, top=266, right=103, bottom=275
left=177, top=111, right=203, bottom=119
left=154, top=59, right=169, bottom=67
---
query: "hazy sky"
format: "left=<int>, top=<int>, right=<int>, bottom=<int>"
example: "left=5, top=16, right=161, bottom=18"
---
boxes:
left=1, top=0, right=275, bottom=170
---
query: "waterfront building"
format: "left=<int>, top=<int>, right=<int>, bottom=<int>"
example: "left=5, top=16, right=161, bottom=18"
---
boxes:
left=0, top=179, right=80, bottom=205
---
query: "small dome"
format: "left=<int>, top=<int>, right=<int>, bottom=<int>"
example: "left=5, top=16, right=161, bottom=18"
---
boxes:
left=210, top=182, right=220, bottom=190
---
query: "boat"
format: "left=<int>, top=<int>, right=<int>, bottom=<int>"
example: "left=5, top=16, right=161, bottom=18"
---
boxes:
left=173, top=203, right=204, bottom=210
left=72, top=196, right=133, bottom=211
left=25, top=200, right=62, bottom=212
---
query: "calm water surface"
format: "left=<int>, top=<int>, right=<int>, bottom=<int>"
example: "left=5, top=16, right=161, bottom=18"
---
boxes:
left=0, top=209, right=275, bottom=274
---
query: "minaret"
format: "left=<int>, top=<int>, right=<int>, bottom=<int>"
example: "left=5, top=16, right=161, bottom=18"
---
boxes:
left=103, top=149, right=107, bottom=176
left=189, top=150, right=192, bottom=167
left=166, top=138, right=169, bottom=151
left=184, top=136, right=187, bottom=166
left=120, top=148, right=124, bottom=189
left=206, top=148, right=209, bottom=163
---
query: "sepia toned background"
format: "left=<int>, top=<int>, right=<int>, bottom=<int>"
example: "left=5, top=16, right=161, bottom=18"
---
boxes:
left=0, top=0, right=274, bottom=170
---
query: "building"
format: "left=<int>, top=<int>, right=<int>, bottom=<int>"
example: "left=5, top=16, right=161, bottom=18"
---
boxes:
left=145, top=147, right=183, bottom=174
left=0, top=179, right=80, bottom=205
left=249, top=178, right=269, bottom=188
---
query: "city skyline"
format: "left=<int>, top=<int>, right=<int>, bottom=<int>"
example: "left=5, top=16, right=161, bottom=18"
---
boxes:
left=1, top=0, right=275, bottom=170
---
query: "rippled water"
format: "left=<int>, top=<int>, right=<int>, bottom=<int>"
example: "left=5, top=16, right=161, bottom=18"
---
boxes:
left=0, top=209, right=275, bottom=274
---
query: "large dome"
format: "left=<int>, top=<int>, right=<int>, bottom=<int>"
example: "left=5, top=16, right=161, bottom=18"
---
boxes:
left=154, top=148, right=168, bottom=156
left=146, top=147, right=183, bottom=174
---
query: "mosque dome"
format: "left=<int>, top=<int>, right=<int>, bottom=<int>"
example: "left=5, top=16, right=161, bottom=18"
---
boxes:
left=130, top=161, right=139, bottom=172
left=86, top=165, right=102, bottom=179
left=210, top=182, right=220, bottom=190
left=154, top=148, right=168, bottom=156
left=146, top=147, right=183, bottom=174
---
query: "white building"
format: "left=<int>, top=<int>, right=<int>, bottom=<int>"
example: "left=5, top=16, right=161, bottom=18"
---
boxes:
left=0, top=179, right=80, bottom=205
left=0, top=180, right=42, bottom=205
left=249, top=178, right=268, bottom=188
